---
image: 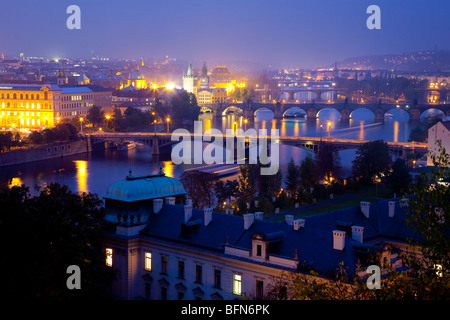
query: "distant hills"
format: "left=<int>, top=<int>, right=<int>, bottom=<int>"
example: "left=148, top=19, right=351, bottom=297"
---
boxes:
left=336, top=50, right=450, bottom=73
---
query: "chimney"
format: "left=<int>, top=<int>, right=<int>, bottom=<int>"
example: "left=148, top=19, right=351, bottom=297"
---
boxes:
left=153, top=198, right=163, bottom=213
left=293, top=219, right=305, bottom=231
left=333, top=230, right=346, bottom=251
left=165, top=197, right=175, bottom=205
left=204, top=207, right=213, bottom=226
left=184, top=204, right=193, bottom=223
left=186, top=198, right=193, bottom=206
left=351, top=225, right=364, bottom=243
left=400, top=198, right=409, bottom=207
left=360, top=201, right=370, bottom=218
left=255, top=212, right=264, bottom=220
left=285, top=215, right=294, bottom=225
left=388, top=201, right=395, bottom=218
left=244, top=213, right=255, bottom=230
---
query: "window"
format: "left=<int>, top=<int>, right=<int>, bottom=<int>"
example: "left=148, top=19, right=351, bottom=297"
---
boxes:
left=214, top=269, right=221, bottom=289
left=161, top=287, right=167, bottom=300
left=233, top=274, right=242, bottom=295
left=106, top=248, right=113, bottom=267
left=195, top=265, right=203, bottom=284
left=178, top=260, right=185, bottom=279
left=256, top=280, right=264, bottom=299
left=145, top=283, right=151, bottom=300
left=256, top=244, right=262, bottom=257
left=161, top=256, right=167, bottom=275
left=145, top=252, right=152, bottom=271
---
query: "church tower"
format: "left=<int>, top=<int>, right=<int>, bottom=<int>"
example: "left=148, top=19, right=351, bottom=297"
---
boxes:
left=182, top=62, right=195, bottom=94
left=199, top=62, right=209, bottom=90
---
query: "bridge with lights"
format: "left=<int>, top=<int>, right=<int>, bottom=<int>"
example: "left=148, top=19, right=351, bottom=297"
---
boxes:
left=87, top=132, right=427, bottom=159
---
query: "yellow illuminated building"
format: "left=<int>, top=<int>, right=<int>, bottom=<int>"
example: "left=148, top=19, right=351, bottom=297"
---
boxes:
left=0, top=83, right=59, bottom=130
left=125, top=67, right=147, bottom=90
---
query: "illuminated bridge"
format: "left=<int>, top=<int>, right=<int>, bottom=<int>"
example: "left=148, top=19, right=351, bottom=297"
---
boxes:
left=88, top=132, right=427, bottom=158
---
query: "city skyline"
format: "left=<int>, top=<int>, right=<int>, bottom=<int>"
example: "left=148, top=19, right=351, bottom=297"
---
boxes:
left=0, top=0, right=449, bottom=69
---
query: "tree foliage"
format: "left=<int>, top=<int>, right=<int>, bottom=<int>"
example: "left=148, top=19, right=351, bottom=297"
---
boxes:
left=180, top=170, right=219, bottom=209
left=352, top=140, right=392, bottom=184
left=0, top=183, right=115, bottom=299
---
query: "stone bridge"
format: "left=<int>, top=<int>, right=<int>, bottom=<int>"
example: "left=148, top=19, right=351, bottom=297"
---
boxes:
left=200, top=101, right=450, bottom=121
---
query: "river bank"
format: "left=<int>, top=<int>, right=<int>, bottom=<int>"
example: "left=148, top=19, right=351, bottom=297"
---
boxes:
left=0, top=139, right=92, bottom=167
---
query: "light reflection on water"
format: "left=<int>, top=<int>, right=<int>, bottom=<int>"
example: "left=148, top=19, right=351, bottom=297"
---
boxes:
left=0, top=109, right=425, bottom=198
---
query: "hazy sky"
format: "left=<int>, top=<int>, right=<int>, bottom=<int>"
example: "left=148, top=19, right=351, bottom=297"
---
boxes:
left=0, top=0, right=449, bottom=68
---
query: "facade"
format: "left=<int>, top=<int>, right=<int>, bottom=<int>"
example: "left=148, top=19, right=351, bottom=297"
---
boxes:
left=427, top=120, right=450, bottom=166
left=196, top=89, right=212, bottom=106
left=211, top=88, right=227, bottom=104
left=182, top=63, right=195, bottom=94
left=0, top=82, right=113, bottom=130
left=0, top=83, right=61, bottom=129
left=103, top=171, right=419, bottom=300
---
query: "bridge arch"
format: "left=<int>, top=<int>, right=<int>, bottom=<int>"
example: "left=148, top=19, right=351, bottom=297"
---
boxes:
left=318, top=90, right=336, bottom=101
left=293, top=91, right=318, bottom=101
left=200, top=106, right=213, bottom=114
left=384, top=108, right=410, bottom=121
left=254, top=107, right=275, bottom=118
left=420, top=108, right=446, bottom=121
left=283, top=107, right=307, bottom=118
left=317, top=107, right=341, bottom=120
left=349, top=108, right=375, bottom=121
left=222, top=106, right=243, bottom=116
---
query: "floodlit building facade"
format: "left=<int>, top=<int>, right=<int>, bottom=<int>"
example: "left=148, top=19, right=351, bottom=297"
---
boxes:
left=0, top=82, right=112, bottom=130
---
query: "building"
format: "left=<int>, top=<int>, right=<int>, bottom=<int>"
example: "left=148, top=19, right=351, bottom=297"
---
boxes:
left=0, top=82, right=113, bottom=130
left=124, top=67, right=147, bottom=90
left=211, top=88, right=227, bottom=104
left=198, top=62, right=209, bottom=90
left=182, top=63, right=195, bottom=94
left=196, top=89, right=212, bottom=106
left=102, top=171, right=419, bottom=300
left=427, top=120, right=450, bottom=166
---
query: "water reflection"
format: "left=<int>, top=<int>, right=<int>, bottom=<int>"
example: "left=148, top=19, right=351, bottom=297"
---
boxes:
left=74, top=160, right=88, bottom=193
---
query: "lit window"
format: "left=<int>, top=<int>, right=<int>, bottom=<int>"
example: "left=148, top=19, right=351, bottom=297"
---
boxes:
left=233, top=274, right=242, bottom=295
left=145, top=252, right=152, bottom=271
left=106, top=248, right=113, bottom=267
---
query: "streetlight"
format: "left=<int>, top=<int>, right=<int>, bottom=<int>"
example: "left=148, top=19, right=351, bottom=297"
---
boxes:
left=80, top=117, right=84, bottom=134
left=153, top=119, right=157, bottom=135
left=244, top=118, right=248, bottom=131
left=166, top=116, right=170, bottom=133
left=320, top=124, right=323, bottom=141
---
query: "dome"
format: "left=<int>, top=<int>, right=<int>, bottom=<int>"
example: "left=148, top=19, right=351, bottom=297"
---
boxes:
left=104, top=172, right=186, bottom=202
left=129, top=68, right=145, bottom=81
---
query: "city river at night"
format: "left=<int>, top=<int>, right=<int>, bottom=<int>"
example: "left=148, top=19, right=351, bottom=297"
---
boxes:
left=0, top=107, right=439, bottom=199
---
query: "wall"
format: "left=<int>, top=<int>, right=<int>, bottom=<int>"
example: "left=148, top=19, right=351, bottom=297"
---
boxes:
left=0, top=139, right=90, bottom=167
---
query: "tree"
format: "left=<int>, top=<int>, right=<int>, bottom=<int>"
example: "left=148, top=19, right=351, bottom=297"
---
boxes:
left=352, top=140, right=392, bottom=184
left=238, top=164, right=258, bottom=205
left=316, top=142, right=341, bottom=183
left=170, top=90, right=200, bottom=122
left=299, top=154, right=319, bottom=190
left=386, top=158, right=411, bottom=196
left=214, top=179, right=239, bottom=205
left=86, top=105, right=104, bottom=128
left=285, top=158, right=301, bottom=195
left=0, top=131, right=14, bottom=152
left=180, top=170, right=219, bottom=209
left=0, top=183, right=115, bottom=299
left=403, top=140, right=450, bottom=298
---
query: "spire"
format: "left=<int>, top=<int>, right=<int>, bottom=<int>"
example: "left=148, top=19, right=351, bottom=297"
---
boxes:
left=186, top=62, right=193, bottom=77
left=201, top=62, right=208, bottom=77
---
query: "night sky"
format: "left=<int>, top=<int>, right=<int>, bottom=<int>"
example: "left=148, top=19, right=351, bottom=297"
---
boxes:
left=0, top=0, right=449, bottom=68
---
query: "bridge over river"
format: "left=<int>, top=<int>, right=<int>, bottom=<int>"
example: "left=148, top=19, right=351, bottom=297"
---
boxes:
left=88, top=132, right=427, bottom=159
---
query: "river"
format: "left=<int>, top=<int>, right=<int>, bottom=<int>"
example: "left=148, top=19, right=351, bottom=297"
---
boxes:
left=0, top=106, right=438, bottom=199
